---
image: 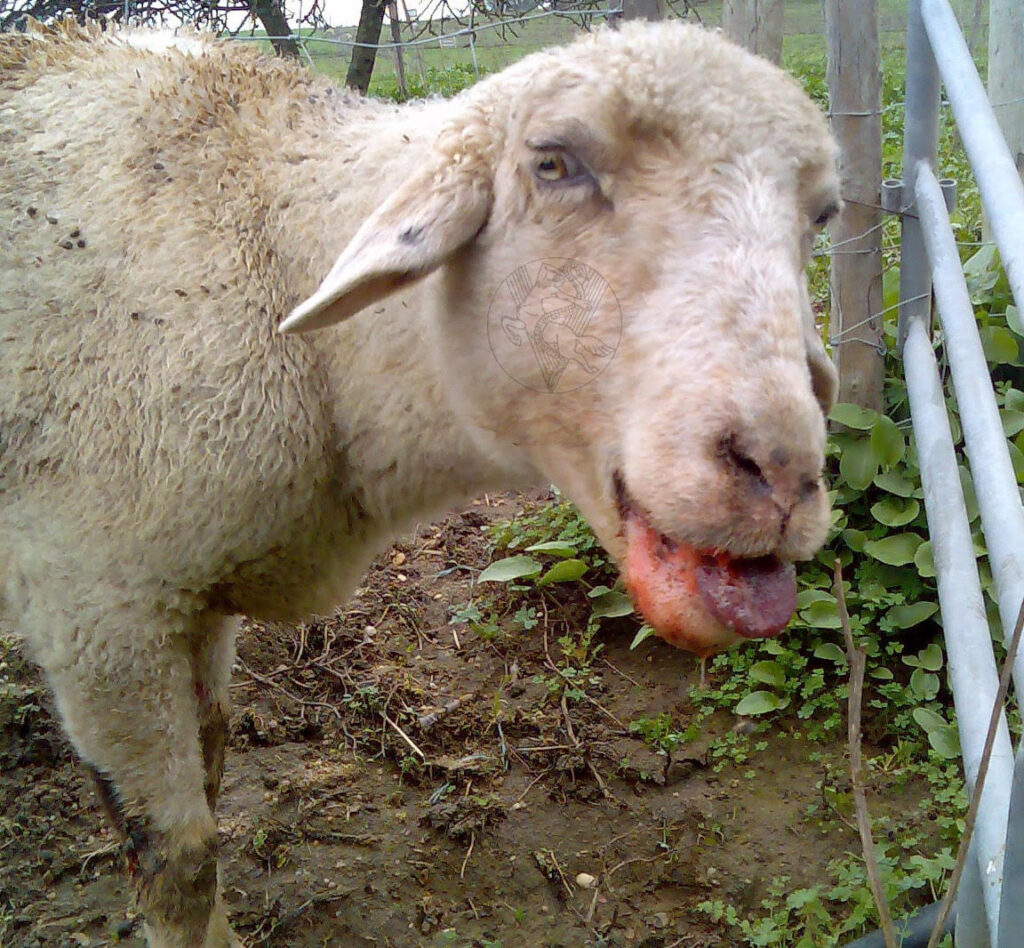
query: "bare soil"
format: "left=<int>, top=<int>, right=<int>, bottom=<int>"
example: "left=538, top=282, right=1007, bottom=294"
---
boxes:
left=1, top=493, right=910, bottom=948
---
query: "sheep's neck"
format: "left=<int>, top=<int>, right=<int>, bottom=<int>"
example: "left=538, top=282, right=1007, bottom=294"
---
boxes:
left=261, top=102, right=518, bottom=546
left=315, top=295, right=515, bottom=540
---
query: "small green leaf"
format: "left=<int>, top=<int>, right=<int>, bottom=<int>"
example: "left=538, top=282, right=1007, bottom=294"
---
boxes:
left=916, top=642, right=944, bottom=670
left=590, top=590, right=634, bottom=618
left=864, top=532, right=924, bottom=566
left=870, top=496, right=921, bottom=527
left=800, top=599, right=842, bottom=629
left=1007, top=305, right=1023, bottom=337
left=928, top=725, right=961, bottom=759
left=913, top=707, right=948, bottom=732
left=874, top=469, right=919, bottom=497
left=1001, top=410, right=1024, bottom=437
left=478, top=555, right=542, bottom=583
left=749, top=660, right=786, bottom=688
left=1010, top=442, right=1024, bottom=483
left=839, top=437, right=880, bottom=490
left=981, top=325, right=1018, bottom=365
left=962, top=243, right=997, bottom=274
left=959, top=465, right=980, bottom=522
left=735, top=691, right=789, bottom=716
left=536, top=558, right=588, bottom=585
left=870, top=415, right=905, bottom=468
left=870, top=667, right=894, bottom=680
left=888, top=602, right=939, bottom=630
left=813, top=642, right=847, bottom=664
left=630, top=624, right=657, bottom=649
left=910, top=668, right=940, bottom=701
left=1005, top=387, right=1024, bottom=412
left=915, top=541, right=936, bottom=578
left=796, top=589, right=835, bottom=609
left=841, top=528, right=868, bottom=552
left=830, top=403, right=879, bottom=430
left=524, top=540, right=579, bottom=558
left=882, top=264, right=900, bottom=312
left=914, top=708, right=960, bottom=757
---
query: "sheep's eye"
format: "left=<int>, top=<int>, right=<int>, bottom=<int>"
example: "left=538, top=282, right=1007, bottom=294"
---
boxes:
left=813, top=202, right=840, bottom=228
left=532, top=150, right=586, bottom=186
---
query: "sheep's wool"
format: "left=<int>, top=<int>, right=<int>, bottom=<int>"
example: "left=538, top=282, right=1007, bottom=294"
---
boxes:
left=1, top=18, right=839, bottom=946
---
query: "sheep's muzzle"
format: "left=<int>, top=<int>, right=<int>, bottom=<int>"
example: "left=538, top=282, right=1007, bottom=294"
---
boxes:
left=622, top=508, right=797, bottom=657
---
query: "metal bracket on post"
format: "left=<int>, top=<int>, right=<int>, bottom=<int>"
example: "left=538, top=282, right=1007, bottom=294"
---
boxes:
left=881, top=178, right=906, bottom=214
left=895, top=0, right=942, bottom=356
left=939, top=177, right=957, bottom=212
left=881, top=176, right=956, bottom=216
left=883, top=172, right=955, bottom=352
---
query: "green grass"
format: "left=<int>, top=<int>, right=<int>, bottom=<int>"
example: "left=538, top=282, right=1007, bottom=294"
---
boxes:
left=228, top=0, right=989, bottom=95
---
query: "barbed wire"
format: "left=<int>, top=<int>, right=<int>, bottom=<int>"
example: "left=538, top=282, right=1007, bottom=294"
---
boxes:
left=229, top=4, right=626, bottom=51
left=828, top=292, right=932, bottom=350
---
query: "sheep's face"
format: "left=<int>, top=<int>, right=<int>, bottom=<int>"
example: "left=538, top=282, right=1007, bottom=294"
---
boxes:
left=283, top=23, right=841, bottom=656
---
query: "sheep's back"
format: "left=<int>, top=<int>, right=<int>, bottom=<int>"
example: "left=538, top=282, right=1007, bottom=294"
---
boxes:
left=0, top=24, right=360, bottom=616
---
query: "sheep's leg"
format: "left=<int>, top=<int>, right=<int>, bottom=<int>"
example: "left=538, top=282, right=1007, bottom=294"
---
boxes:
left=43, top=617, right=237, bottom=948
left=191, top=614, right=240, bottom=813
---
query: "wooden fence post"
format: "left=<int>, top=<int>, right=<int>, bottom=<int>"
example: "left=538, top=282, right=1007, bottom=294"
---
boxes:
left=387, top=0, right=407, bottom=99
left=618, top=0, right=664, bottom=21
left=989, top=0, right=1024, bottom=180
left=722, top=0, right=784, bottom=65
left=824, top=0, right=885, bottom=411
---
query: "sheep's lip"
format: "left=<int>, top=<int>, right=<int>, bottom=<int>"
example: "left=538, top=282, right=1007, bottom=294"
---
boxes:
left=613, top=472, right=797, bottom=654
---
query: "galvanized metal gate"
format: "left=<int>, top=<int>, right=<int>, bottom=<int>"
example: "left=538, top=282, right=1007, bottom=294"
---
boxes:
left=887, top=0, right=1024, bottom=943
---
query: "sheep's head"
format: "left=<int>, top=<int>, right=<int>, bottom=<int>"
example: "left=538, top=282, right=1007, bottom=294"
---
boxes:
left=282, top=22, right=841, bottom=657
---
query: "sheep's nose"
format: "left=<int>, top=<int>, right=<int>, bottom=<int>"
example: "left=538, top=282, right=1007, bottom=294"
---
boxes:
left=718, top=434, right=821, bottom=517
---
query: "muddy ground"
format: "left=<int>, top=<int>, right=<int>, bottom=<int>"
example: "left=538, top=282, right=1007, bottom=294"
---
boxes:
left=1, top=492, right=927, bottom=947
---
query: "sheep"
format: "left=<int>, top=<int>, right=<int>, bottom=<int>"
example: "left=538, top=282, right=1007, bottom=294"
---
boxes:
left=0, top=17, right=840, bottom=948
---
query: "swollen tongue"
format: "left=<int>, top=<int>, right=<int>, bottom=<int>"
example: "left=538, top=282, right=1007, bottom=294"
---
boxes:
left=623, top=512, right=797, bottom=656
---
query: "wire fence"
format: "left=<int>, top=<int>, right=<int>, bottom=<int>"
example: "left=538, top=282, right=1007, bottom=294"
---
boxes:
left=217, top=1, right=1011, bottom=360
left=228, top=3, right=625, bottom=75
left=217, top=0, right=953, bottom=86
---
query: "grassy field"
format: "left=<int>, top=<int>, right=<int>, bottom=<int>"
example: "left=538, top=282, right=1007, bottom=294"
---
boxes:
left=232, top=0, right=989, bottom=95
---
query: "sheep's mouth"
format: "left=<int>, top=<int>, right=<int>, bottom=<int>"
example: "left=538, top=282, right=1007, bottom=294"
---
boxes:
left=612, top=472, right=797, bottom=654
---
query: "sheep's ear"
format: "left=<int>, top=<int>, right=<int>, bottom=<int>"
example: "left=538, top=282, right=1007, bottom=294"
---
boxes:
left=805, top=326, right=838, bottom=415
left=279, top=166, right=491, bottom=334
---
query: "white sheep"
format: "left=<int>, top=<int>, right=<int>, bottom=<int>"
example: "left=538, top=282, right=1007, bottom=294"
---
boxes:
left=0, top=18, right=840, bottom=947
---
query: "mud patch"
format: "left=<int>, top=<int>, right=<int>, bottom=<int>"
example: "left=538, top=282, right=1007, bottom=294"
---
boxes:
left=1, top=492, right=928, bottom=947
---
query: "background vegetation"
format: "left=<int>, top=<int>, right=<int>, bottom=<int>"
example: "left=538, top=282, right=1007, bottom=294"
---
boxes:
left=320, top=16, right=1009, bottom=946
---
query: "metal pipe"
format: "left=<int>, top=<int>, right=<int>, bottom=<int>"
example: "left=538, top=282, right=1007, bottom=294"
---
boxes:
left=896, top=0, right=941, bottom=350
left=904, top=316, right=1015, bottom=938
left=1001, top=745, right=1024, bottom=947
left=915, top=164, right=1024, bottom=692
left=921, top=0, right=1024, bottom=315
left=959, top=846, right=994, bottom=948
left=841, top=898, right=954, bottom=947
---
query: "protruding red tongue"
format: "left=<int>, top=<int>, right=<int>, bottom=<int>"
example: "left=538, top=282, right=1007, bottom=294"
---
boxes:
left=694, top=552, right=797, bottom=638
left=623, top=511, right=796, bottom=655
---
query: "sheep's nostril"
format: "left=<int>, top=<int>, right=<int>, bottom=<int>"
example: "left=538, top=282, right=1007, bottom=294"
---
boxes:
left=799, top=478, right=820, bottom=501
left=720, top=435, right=771, bottom=496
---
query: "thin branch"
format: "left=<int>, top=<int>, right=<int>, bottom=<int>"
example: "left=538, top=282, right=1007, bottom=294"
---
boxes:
left=834, top=559, right=898, bottom=948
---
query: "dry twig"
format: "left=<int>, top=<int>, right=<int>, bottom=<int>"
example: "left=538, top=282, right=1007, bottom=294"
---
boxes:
left=382, top=711, right=425, bottom=759
left=417, top=693, right=473, bottom=730
left=236, top=658, right=343, bottom=721
left=834, top=559, right=898, bottom=948
left=459, top=830, right=475, bottom=878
